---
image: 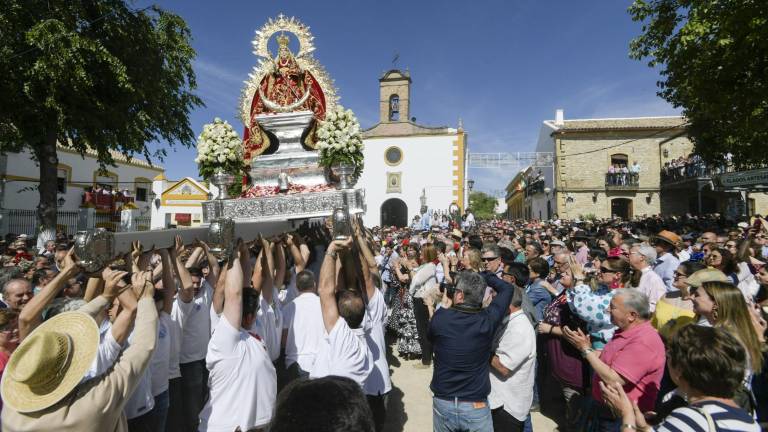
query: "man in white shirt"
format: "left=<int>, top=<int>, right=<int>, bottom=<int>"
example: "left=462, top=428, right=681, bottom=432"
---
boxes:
left=489, top=286, right=536, bottom=432
left=629, top=244, right=666, bottom=312
left=282, top=270, right=324, bottom=381
left=169, top=236, right=213, bottom=432
left=199, top=241, right=276, bottom=432
left=310, top=238, right=373, bottom=388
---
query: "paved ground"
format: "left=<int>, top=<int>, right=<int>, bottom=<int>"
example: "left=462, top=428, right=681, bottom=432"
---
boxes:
left=383, top=341, right=560, bottom=432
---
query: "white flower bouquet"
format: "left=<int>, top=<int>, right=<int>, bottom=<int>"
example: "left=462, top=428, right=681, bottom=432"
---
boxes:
left=194, top=118, right=245, bottom=179
left=316, top=106, right=365, bottom=178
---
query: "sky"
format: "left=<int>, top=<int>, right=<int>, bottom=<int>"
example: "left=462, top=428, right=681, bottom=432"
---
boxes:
left=145, top=0, right=679, bottom=195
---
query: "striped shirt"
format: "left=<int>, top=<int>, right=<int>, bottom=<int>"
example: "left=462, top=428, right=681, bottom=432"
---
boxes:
left=656, top=401, right=759, bottom=432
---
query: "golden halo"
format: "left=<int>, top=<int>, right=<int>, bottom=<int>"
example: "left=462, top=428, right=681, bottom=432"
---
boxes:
left=239, top=14, right=338, bottom=125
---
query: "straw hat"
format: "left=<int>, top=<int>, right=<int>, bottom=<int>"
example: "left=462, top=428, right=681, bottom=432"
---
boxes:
left=1, top=311, right=99, bottom=413
left=687, top=268, right=729, bottom=288
left=652, top=230, right=682, bottom=248
left=450, top=229, right=463, bottom=240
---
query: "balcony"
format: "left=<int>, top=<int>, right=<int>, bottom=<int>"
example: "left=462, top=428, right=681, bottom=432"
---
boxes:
left=605, top=172, right=639, bottom=190
left=82, top=187, right=135, bottom=213
left=661, top=161, right=727, bottom=185
left=525, top=178, right=545, bottom=197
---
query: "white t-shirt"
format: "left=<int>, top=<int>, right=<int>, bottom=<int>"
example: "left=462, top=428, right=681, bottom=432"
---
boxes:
left=83, top=319, right=121, bottom=381
left=278, top=269, right=299, bottom=307
left=149, top=312, right=172, bottom=396
left=172, top=280, right=213, bottom=363
left=124, top=329, right=155, bottom=420
left=489, top=310, right=536, bottom=422
left=167, top=308, right=183, bottom=380
left=199, top=316, right=276, bottom=431
left=282, top=292, right=324, bottom=371
left=363, top=289, right=392, bottom=396
left=250, top=291, right=282, bottom=362
left=310, top=318, right=373, bottom=388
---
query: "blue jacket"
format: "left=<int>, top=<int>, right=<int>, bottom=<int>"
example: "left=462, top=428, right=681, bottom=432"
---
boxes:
left=428, top=272, right=513, bottom=401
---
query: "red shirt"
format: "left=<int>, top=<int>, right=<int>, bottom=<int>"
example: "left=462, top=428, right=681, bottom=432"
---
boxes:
left=592, top=321, right=665, bottom=411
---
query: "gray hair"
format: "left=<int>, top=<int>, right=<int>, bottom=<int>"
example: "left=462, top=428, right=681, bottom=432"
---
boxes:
left=481, top=243, right=501, bottom=258
left=510, top=286, right=524, bottom=309
left=0, top=267, right=24, bottom=295
left=613, top=288, right=651, bottom=319
left=455, top=271, right=486, bottom=308
left=46, top=298, right=88, bottom=320
left=635, top=244, right=657, bottom=266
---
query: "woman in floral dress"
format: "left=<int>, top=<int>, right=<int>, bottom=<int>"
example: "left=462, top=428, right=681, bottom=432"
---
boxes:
left=387, top=246, right=422, bottom=359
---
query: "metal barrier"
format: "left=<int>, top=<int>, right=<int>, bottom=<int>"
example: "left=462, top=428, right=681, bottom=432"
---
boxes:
left=1, top=209, right=152, bottom=236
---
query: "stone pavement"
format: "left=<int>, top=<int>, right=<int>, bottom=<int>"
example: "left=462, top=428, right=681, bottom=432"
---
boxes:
left=383, top=342, right=560, bottom=432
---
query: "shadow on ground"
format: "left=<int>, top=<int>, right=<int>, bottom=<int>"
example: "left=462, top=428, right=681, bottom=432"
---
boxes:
left=383, top=335, right=408, bottom=432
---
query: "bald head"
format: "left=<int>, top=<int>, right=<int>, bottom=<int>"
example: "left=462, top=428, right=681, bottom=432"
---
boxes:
left=3, top=279, right=33, bottom=312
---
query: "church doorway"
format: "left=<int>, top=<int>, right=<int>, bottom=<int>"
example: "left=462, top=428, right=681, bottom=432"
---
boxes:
left=381, top=198, right=408, bottom=227
left=611, top=198, right=633, bottom=220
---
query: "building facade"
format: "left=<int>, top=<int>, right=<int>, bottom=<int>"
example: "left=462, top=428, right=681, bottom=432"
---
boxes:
left=533, top=111, right=691, bottom=220
left=532, top=110, right=768, bottom=220
left=0, top=145, right=163, bottom=214
left=504, top=167, right=530, bottom=219
left=359, top=70, right=468, bottom=227
left=150, top=176, right=210, bottom=229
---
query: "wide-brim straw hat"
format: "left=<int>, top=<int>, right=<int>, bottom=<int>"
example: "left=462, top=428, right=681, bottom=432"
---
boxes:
left=652, top=230, right=682, bottom=247
left=450, top=229, right=463, bottom=240
left=1, top=311, right=99, bottom=413
left=687, top=268, right=729, bottom=288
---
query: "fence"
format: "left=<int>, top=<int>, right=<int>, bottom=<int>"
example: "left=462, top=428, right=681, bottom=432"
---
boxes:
left=1, top=208, right=152, bottom=237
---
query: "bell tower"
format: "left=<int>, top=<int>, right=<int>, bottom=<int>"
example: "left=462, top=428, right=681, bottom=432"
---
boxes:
left=379, top=69, right=411, bottom=123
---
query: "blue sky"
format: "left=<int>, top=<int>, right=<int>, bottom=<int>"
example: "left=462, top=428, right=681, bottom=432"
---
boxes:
left=147, top=0, right=679, bottom=195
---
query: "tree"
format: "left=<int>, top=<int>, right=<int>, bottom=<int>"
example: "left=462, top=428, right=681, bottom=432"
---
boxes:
left=468, top=191, right=498, bottom=220
left=628, top=0, right=768, bottom=168
left=0, top=1, right=202, bottom=243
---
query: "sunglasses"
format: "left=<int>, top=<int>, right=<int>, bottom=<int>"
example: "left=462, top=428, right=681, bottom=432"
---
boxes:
left=673, top=272, right=687, bottom=279
left=599, top=267, right=617, bottom=274
left=725, top=244, right=737, bottom=248
left=481, top=256, right=499, bottom=262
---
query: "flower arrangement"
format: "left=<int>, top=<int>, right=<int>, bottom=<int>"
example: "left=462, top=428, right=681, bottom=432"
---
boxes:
left=194, top=118, right=245, bottom=179
left=316, top=106, right=365, bottom=178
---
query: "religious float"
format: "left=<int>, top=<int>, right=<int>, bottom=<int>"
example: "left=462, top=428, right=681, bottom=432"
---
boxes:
left=75, top=15, right=365, bottom=260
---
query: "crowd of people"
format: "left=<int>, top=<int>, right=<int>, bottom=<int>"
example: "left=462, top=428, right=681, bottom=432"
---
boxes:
left=0, top=211, right=766, bottom=431
left=606, top=162, right=640, bottom=186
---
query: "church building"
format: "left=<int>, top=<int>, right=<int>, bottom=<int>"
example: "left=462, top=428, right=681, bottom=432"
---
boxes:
left=360, top=69, right=468, bottom=227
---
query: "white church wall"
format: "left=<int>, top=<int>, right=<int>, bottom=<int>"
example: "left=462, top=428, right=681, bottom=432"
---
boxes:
left=360, top=134, right=457, bottom=227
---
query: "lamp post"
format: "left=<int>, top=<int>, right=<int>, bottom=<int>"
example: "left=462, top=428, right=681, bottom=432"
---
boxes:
left=57, top=196, right=66, bottom=208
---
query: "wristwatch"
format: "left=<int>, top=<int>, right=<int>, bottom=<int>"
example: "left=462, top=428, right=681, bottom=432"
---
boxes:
left=326, top=250, right=338, bottom=259
left=580, top=347, right=595, bottom=358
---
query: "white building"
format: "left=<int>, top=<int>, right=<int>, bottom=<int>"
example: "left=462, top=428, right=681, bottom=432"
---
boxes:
left=359, top=70, right=469, bottom=227
left=150, top=176, right=210, bottom=229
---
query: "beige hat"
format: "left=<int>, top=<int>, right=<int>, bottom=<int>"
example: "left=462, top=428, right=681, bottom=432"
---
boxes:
left=687, top=268, right=730, bottom=288
left=450, top=229, right=463, bottom=240
left=1, top=311, right=99, bottom=413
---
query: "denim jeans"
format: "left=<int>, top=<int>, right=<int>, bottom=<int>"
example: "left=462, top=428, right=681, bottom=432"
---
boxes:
left=152, top=390, right=170, bottom=432
left=433, top=397, right=493, bottom=432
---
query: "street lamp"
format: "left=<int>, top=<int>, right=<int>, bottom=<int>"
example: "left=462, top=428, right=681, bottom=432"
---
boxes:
left=57, top=196, right=66, bottom=208
left=467, top=179, right=475, bottom=192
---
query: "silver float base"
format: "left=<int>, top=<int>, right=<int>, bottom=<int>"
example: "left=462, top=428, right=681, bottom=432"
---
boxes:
left=202, top=188, right=366, bottom=223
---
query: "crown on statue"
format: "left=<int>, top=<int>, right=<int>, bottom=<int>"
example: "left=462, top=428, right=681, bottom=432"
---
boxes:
left=276, top=33, right=290, bottom=48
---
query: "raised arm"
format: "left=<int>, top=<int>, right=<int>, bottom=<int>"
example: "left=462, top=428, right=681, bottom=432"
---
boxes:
left=83, top=276, right=104, bottom=302
left=319, top=238, right=352, bottom=332
left=286, top=234, right=306, bottom=273
left=185, top=246, right=204, bottom=269
left=170, top=235, right=194, bottom=303
left=222, top=240, right=245, bottom=329
left=198, top=241, right=220, bottom=287
left=212, top=259, right=229, bottom=315
left=273, top=241, right=287, bottom=289
left=19, top=248, right=80, bottom=341
left=258, top=242, right=275, bottom=306
left=158, top=249, right=176, bottom=315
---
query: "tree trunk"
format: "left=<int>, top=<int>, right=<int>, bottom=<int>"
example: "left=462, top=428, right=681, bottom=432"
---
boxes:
left=35, top=130, right=58, bottom=249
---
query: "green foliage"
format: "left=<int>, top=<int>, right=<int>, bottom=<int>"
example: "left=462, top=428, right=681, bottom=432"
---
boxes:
left=0, top=0, right=202, bottom=231
left=469, top=191, right=498, bottom=220
left=579, top=213, right=597, bottom=222
left=629, top=0, right=768, bottom=167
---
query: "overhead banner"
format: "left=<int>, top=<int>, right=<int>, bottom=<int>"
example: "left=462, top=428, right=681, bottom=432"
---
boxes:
left=718, top=168, right=768, bottom=188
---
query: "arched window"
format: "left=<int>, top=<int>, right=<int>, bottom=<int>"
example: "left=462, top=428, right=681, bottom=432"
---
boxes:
left=389, top=94, right=400, bottom=121
left=610, top=153, right=628, bottom=168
